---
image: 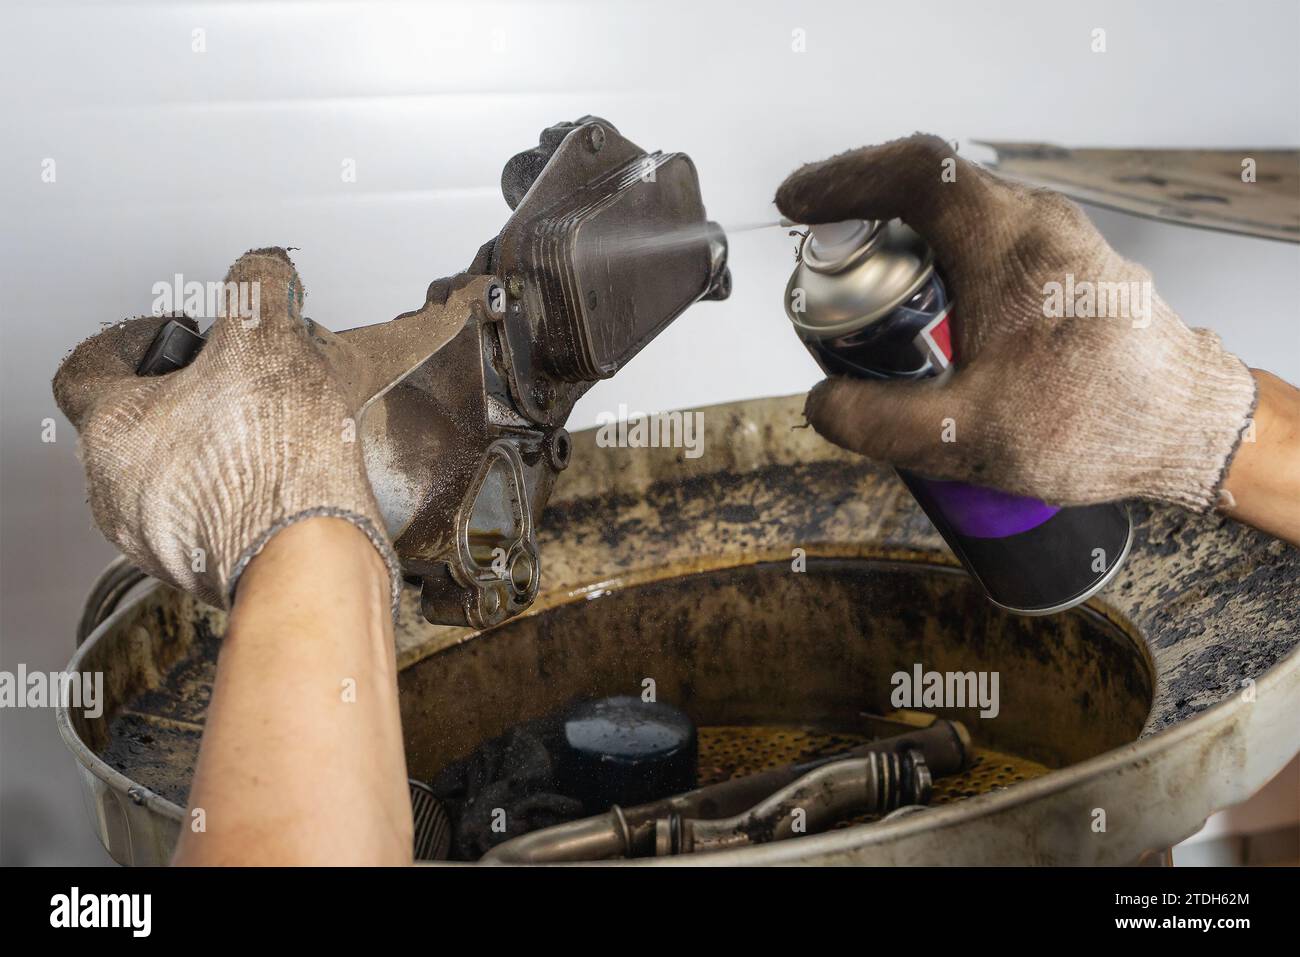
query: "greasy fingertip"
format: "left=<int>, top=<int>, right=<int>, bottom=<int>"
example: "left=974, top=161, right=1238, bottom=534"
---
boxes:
left=803, top=371, right=960, bottom=470
left=802, top=376, right=864, bottom=451
left=227, top=247, right=302, bottom=295
left=242, top=246, right=295, bottom=266
left=227, top=246, right=301, bottom=284
left=775, top=154, right=857, bottom=224
left=802, top=376, right=838, bottom=425
left=217, top=247, right=307, bottom=332
left=775, top=133, right=970, bottom=230
left=52, top=315, right=172, bottom=426
left=773, top=165, right=818, bottom=222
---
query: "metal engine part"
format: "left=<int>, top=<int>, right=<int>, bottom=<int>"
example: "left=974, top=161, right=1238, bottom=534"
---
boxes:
left=350, top=116, right=729, bottom=626
left=653, top=748, right=932, bottom=856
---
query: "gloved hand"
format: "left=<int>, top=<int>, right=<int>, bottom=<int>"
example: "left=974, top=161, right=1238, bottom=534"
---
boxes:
left=53, top=248, right=401, bottom=612
left=776, top=134, right=1257, bottom=511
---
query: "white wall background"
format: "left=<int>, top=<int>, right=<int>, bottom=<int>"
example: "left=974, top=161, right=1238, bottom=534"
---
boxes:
left=2, top=0, right=1297, bottom=864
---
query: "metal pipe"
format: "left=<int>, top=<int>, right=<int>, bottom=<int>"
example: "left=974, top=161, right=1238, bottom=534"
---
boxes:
left=654, top=749, right=931, bottom=855
left=476, top=806, right=636, bottom=866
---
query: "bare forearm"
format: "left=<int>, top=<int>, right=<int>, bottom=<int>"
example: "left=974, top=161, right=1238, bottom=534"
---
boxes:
left=172, top=518, right=412, bottom=866
left=1220, top=370, right=1300, bottom=546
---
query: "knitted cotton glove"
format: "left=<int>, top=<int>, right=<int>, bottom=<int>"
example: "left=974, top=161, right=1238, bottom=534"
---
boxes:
left=777, top=134, right=1258, bottom=511
left=53, top=248, right=401, bottom=612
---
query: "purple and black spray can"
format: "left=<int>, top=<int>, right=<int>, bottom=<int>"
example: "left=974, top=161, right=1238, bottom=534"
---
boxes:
left=785, top=219, right=1131, bottom=615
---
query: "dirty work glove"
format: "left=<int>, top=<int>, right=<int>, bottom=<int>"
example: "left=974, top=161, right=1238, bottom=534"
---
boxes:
left=776, top=134, right=1257, bottom=511
left=52, top=248, right=401, bottom=613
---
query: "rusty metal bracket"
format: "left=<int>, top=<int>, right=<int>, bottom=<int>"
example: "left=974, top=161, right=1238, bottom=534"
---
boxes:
left=352, top=117, right=728, bottom=625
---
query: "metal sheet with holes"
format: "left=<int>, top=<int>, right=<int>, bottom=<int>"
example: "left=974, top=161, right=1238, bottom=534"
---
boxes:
left=980, top=143, right=1300, bottom=243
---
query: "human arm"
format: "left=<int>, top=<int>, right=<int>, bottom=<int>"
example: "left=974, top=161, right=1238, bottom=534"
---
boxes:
left=171, top=517, right=411, bottom=865
left=52, top=248, right=412, bottom=865
left=1220, top=369, right=1300, bottom=545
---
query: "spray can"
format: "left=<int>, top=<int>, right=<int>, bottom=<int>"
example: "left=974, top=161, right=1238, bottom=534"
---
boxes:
left=785, top=219, right=1131, bottom=615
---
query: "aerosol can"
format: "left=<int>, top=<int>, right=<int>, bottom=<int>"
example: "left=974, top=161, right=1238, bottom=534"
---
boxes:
left=785, top=219, right=1131, bottom=615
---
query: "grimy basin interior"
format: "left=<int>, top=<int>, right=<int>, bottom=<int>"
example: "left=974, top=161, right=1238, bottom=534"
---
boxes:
left=92, top=557, right=1155, bottom=853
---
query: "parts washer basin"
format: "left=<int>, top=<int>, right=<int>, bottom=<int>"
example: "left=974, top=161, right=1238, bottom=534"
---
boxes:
left=58, top=395, right=1300, bottom=865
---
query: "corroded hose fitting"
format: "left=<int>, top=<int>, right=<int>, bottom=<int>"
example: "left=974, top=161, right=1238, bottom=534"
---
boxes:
left=653, top=748, right=931, bottom=856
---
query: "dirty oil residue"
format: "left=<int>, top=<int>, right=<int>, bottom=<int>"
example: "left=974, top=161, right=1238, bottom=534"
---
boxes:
left=99, top=630, right=218, bottom=807
left=100, top=712, right=202, bottom=806
left=697, top=725, right=1050, bottom=826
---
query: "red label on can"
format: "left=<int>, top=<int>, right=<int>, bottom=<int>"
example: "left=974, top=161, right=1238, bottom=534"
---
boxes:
left=914, top=306, right=954, bottom=370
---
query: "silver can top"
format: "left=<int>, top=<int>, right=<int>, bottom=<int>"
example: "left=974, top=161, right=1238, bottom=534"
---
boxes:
left=785, top=219, right=935, bottom=338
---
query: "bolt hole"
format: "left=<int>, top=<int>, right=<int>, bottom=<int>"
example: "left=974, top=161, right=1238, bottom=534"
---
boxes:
left=510, top=552, right=536, bottom=595
left=547, top=429, right=572, bottom=470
